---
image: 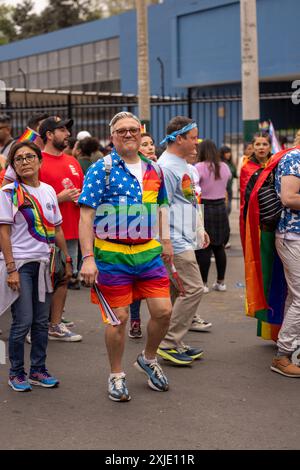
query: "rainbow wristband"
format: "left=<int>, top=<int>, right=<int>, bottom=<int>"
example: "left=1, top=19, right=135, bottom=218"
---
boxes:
left=82, top=253, right=94, bottom=261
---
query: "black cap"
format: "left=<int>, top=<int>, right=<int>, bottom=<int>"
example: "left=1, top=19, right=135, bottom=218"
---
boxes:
left=39, top=116, right=73, bottom=139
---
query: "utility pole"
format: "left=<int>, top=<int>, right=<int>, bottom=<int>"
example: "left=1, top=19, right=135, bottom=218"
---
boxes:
left=240, top=0, right=260, bottom=142
left=136, top=0, right=150, bottom=131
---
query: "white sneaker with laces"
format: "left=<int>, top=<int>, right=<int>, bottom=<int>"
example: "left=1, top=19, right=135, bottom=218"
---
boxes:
left=203, top=285, right=209, bottom=294
left=212, top=282, right=227, bottom=292
left=48, top=323, right=82, bottom=342
left=189, top=316, right=212, bottom=332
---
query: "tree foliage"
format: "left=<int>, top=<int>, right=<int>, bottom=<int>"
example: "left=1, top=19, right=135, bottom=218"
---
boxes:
left=0, top=0, right=162, bottom=43
left=0, top=3, right=17, bottom=45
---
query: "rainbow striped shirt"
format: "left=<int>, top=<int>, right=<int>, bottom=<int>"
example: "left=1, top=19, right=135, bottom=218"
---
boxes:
left=79, top=149, right=168, bottom=244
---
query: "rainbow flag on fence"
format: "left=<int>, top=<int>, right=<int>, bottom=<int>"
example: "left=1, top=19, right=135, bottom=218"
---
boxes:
left=18, top=127, right=39, bottom=143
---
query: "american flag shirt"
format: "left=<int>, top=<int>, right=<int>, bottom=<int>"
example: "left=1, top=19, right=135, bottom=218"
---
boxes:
left=78, top=148, right=168, bottom=243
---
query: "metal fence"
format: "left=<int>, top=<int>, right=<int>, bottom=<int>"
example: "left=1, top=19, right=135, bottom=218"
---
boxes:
left=1, top=88, right=298, bottom=162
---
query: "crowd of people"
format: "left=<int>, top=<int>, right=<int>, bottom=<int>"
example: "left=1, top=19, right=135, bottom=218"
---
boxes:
left=0, top=109, right=300, bottom=400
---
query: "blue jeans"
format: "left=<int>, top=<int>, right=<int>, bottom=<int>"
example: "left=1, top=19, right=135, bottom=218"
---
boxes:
left=9, top=262, right=51, bottom=376
left=130, top=300, right=141, bottom=322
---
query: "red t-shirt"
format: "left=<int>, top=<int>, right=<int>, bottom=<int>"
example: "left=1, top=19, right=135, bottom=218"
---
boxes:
left=40, top=152, right=84, bottom=240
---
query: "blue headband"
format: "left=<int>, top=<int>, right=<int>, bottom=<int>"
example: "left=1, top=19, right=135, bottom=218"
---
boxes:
left=160, top=122, right=197, bottom=145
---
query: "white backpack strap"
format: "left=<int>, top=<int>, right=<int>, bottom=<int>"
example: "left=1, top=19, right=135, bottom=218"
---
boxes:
left=103, top=154, right=113, bottom=190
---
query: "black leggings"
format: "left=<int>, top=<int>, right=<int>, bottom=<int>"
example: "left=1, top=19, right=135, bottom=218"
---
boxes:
left=195, top=244, right=227, bottom=284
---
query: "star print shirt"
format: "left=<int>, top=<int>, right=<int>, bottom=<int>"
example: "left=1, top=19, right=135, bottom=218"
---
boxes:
left=78, top=150, right=168, bottom=244
left=275, top=148, right=300, bottom=239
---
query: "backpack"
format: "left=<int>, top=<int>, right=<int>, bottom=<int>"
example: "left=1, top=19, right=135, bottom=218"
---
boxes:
left=257, top=169, right=283, bottom=232
left=103, top=154, right=162, bottom=190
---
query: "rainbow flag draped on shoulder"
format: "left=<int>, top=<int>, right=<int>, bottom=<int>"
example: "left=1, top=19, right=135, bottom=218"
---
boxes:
left=244, top=148, right=299, bottom=341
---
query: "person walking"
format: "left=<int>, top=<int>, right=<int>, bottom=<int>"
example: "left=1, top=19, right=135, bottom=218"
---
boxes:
left=195, top=139, right=231, bottom=292
left=37, top=116, right=84, bottom=339
left=0, top=141, right=72, bottom=391
left=156, top=116, right=210, bottom=366
left=79, top=111, right=172, bottom=402
left=239, top=133, right=272, bottom=252
left=128, top=132, right=158, bottom=339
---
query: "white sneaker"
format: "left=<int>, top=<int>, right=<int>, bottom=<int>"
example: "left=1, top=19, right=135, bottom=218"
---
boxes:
left=203, top=285, right=209, bottom=294
left=189, top=316, right=212, bottom=332
left=48, top=323, right=82, bottom=342
left=212, top=282, right=227, bottom=292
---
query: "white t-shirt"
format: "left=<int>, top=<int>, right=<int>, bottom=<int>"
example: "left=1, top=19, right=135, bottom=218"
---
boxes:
left=126, top=161, right=143, bottom=188
left=0, top=182, right=62, bottom=259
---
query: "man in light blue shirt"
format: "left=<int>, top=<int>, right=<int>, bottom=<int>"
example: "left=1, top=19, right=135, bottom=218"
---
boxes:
left=157, top=116, right=211, bottom=366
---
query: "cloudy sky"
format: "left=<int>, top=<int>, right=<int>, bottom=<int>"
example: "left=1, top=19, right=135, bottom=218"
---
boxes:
left=3, top=0, right=48, bottom=13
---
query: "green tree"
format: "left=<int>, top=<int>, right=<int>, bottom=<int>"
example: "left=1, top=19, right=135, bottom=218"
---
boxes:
left=10, top=0, right=104, bottom=40
left=0, top=3, right=17, bottom=45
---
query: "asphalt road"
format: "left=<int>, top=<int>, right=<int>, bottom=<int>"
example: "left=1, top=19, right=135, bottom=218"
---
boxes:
left=0, top=209, right=299, bottom=450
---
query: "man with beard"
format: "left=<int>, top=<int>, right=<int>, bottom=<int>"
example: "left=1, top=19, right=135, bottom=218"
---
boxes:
left=38, top=116, right=84, bottom=341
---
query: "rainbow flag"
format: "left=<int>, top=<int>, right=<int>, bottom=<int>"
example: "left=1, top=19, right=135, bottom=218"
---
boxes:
left=269, top=120, right=281, bottom=154
left=244, top=148, right=297, bottom=340
left=92, top=282, right=121, bottom=326
left=18, top=127, right=39, bottom=143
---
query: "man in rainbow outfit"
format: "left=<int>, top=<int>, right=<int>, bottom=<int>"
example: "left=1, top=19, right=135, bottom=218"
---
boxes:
left=79, top=112, right=173, bottom=402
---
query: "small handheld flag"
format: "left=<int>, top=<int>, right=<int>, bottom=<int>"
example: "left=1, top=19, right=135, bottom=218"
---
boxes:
left=18, top=127, right=40, bottom=143
left=92, top=283, right=121, bottom=326
left=169, top=263, right=186, bottom=296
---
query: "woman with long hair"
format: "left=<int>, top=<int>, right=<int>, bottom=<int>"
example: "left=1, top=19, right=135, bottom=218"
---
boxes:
left=139, top=132, right=157, bottom=161
left=239, top=132, right=272, bottom=252
left=195, top=139, right=231, bottom=292
left=220, top=145, right=237, bottom=216
left=0, top=141, right=72, bottom=392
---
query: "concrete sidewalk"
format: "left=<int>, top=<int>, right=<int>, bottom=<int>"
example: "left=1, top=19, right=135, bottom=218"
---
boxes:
left=0, top=208, right=299, bottom=450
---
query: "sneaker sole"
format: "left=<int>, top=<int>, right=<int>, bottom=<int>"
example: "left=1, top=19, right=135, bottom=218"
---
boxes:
left=187, top=352, right=204, bottom=360
left=128, top=333, right=143, bottom=339
left=48, top=335, right=82, bottom=342
left=8, top=380, right=32, bottom=392
left=270, top=366, right=300, bottom=378
left=189, top=325, right=212, bottom=332
left=156, top=350, right=193, bottom=366
left=134, top=361, right=168, bottom=391
left=28, top=379, right=59, bottom=388
left=108, top=394, right=131, bottom=402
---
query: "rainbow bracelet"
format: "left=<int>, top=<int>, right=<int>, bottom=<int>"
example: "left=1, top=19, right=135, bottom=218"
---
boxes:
left=82, top=253, right=94, bottom=261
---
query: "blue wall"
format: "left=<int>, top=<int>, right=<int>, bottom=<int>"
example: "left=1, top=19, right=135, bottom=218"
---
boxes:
left=0, top=0, right=299, bottom=95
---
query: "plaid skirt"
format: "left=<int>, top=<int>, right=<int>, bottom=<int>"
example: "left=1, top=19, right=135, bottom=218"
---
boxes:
left=202, top=198, right=230, bottom=246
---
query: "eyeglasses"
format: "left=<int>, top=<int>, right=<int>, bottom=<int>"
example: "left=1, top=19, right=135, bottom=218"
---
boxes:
left=112, top=127, right=141, bottom=137
left=14, top=154, right=38, bottom=165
